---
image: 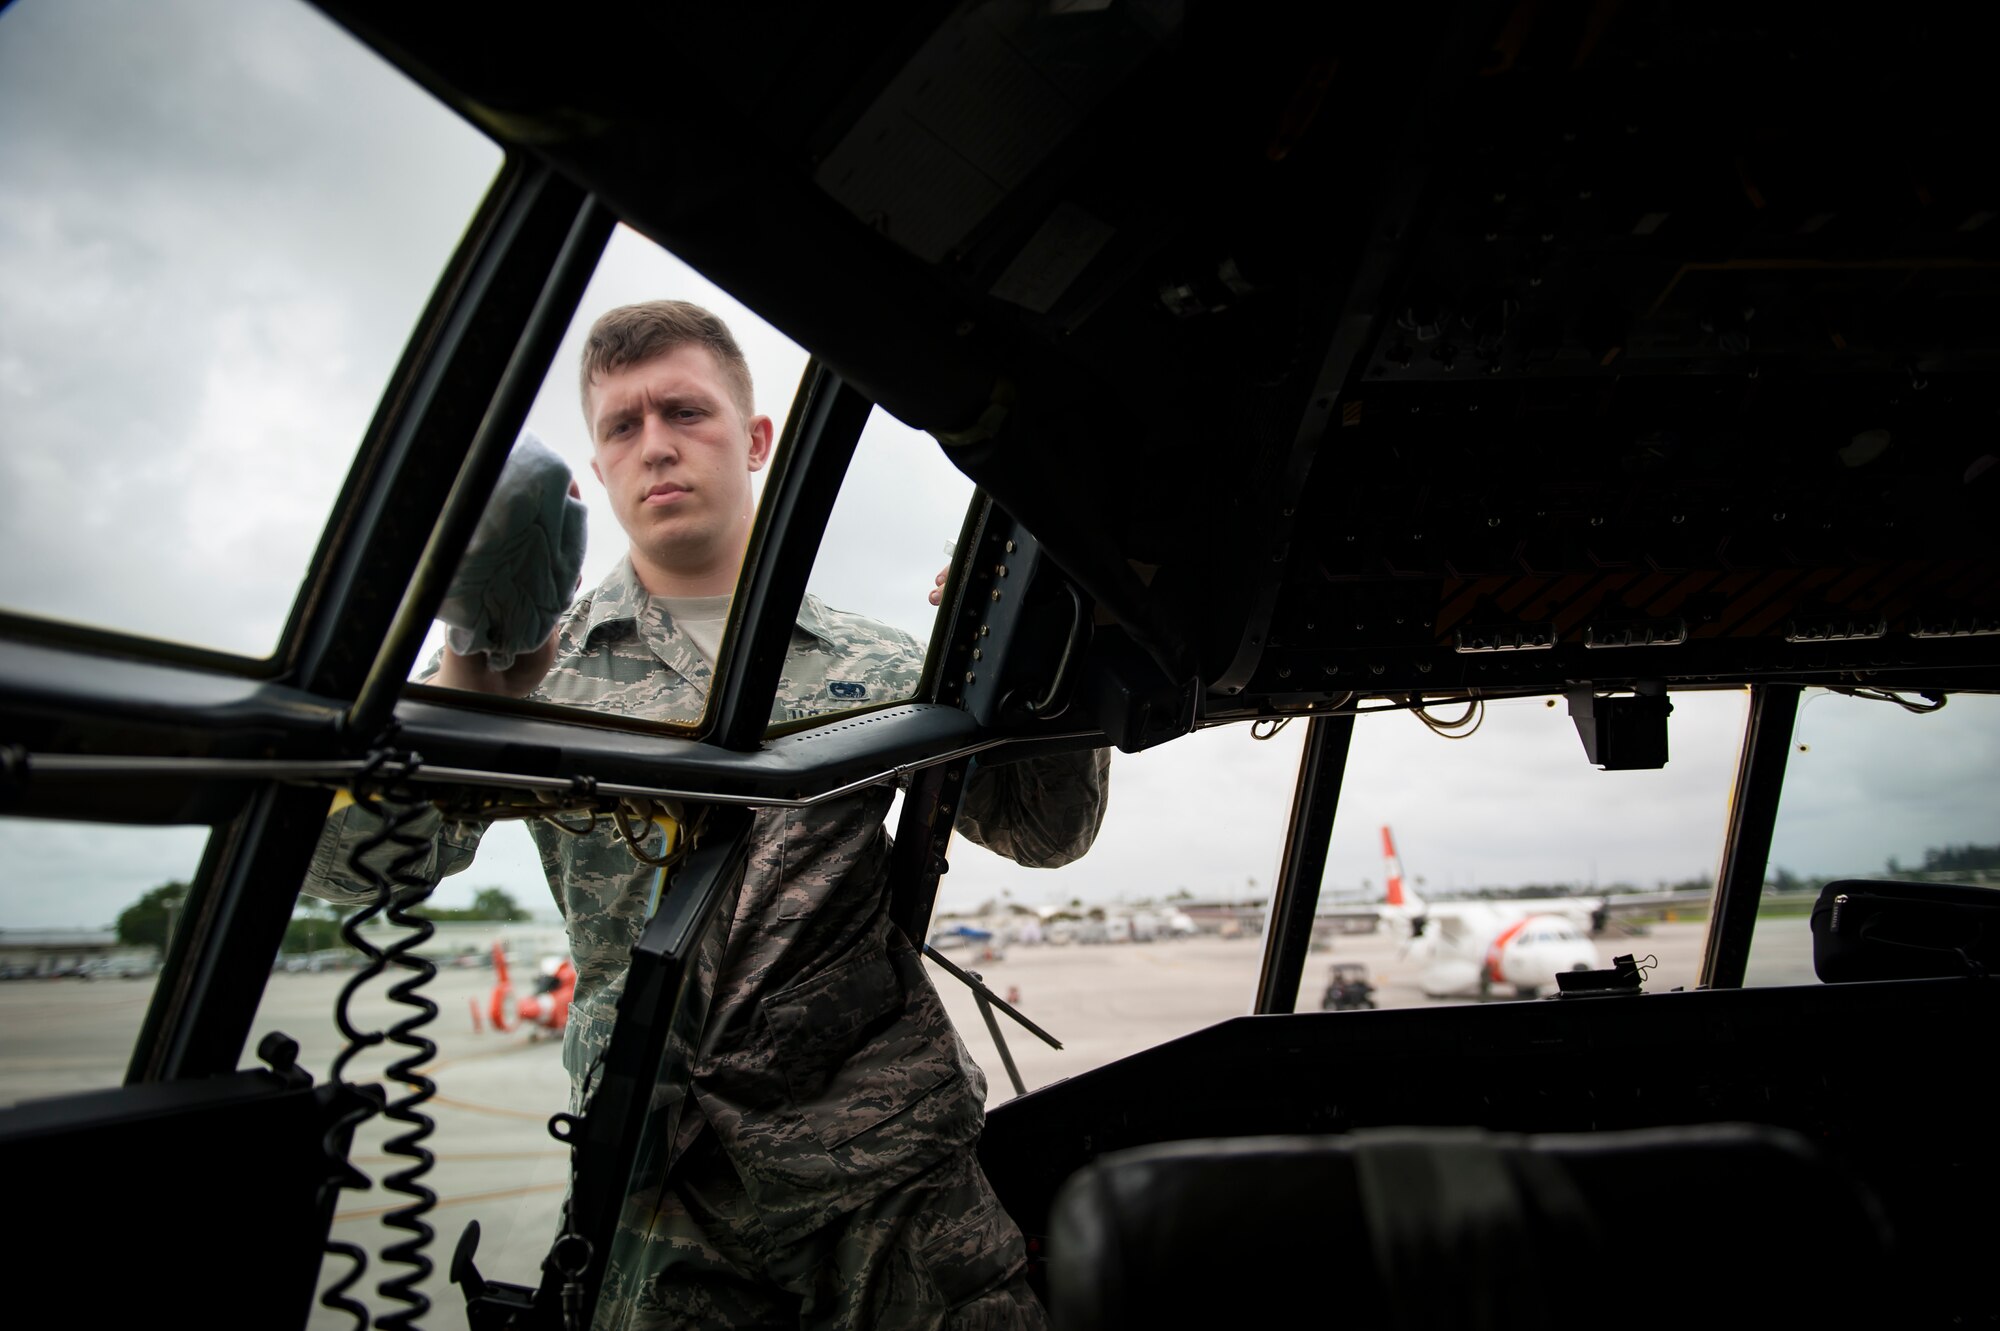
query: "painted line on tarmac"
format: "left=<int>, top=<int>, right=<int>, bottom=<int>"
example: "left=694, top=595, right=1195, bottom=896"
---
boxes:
left=352, top=1150, right=568, bottom=1164
left=421, top=1035, right=555, bottom=1076
left=336, top=1178, right=567, bottom=1222
left=1127, top=950, right=1191, bottom=969
left=419, top=1091, right=563, bottom=1122
left=328, top=1043, right=554, bottom=1088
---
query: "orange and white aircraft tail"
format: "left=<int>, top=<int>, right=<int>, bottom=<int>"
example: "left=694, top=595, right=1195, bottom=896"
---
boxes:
left=1380, top=825, right=1425, bottom=914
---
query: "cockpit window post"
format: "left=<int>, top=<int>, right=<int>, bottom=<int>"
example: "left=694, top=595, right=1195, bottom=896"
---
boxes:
left=137, top=170, right=603, bottom=1080
left=347, top=196, right=615, bottom=738
left=707, top=368, right=874, bottom=751
left=1700, top=684, right=1801, bottom=989
left=544, top=805, right=757, bottom=1325
left=126, top=786, right=339, bottom=1082
left=1255, top=713, right=1356, bottom=1014
left=289, top=164, right=591, bottom=701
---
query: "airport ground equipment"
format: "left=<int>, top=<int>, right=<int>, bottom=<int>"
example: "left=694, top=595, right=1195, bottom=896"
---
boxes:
left=1319, top=963, right=1377, bottom=1011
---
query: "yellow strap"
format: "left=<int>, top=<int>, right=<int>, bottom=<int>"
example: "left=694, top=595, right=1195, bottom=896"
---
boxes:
left=328, top=788, right=356, bottom=817
left=644, top=812, right=682, bottom=915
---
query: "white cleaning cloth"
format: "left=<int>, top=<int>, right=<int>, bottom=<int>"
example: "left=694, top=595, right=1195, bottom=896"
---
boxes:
left=438, top=430, right=588, bottom=669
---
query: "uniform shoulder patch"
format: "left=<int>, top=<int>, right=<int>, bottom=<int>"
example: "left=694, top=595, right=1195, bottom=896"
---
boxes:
left=828, top=681, right=868, bottom=700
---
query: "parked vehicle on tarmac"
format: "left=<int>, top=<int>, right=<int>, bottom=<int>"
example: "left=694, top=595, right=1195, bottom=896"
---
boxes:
left=1319, top=963, right=1376, bottom=1012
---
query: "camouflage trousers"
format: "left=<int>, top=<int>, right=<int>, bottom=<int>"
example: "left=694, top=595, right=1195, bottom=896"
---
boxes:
left=613, top=1130, right=1047, bottom=1331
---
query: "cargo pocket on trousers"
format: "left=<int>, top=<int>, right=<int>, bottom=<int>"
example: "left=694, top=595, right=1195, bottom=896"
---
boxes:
left=917, top=1177, right=1027, bottom=1314
left=763, top=939, right=959, bottom=1153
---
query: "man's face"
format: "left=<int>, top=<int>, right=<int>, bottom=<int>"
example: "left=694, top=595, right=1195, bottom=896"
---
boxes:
left=586, top=344, right=772, bottom=592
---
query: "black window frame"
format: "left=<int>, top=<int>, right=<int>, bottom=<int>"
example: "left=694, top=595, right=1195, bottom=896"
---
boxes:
left=0, top=164, right=1013, bottom=1087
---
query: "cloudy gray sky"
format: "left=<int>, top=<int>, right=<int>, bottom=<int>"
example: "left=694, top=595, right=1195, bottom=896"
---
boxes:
left=2, top=0, right=1996, bottom=936
left=0, top=0, right=499, bottom=656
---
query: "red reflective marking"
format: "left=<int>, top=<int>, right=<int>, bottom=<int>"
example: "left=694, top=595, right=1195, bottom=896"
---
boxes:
left=1487, top=917, right=1531, bottom=983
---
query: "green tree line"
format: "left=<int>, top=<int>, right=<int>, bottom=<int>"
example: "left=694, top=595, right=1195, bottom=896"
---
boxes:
left=116, top=883, right=531, bottom=955
left=1894, top=843, right=2000, bottom=875
left=1772, top=842, right=2000, bottom=898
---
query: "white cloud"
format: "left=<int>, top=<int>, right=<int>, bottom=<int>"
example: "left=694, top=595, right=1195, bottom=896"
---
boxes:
left=0, top=0, right=500, bottom=655
left=940, top=723, right=1310, bottom=912
left=0, top=818, right=209, bottom=931
left=940, top=691, right=1761, bottom=913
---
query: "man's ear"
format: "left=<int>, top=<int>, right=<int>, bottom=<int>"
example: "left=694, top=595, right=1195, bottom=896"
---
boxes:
left=589, top=456, right=604, bottom=487
left=746, top=415, right=775, bottom=472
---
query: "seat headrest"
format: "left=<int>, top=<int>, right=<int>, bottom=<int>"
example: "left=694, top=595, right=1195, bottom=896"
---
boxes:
left=1048, top=1124, right=1891, bottom=1330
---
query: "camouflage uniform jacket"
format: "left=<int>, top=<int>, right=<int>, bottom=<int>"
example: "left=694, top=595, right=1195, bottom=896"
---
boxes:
left=305, top=558, right=1109, bottom=1258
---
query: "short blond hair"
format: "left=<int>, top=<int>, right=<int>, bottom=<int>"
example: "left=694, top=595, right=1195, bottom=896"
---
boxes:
left=578, top=299, right=754, bottom=420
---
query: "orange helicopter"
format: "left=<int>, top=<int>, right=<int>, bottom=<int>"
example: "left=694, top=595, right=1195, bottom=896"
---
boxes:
left=473, top=941, right=574, bottom=1038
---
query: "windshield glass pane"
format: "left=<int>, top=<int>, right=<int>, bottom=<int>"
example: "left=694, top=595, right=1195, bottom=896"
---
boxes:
left=413, top=227, right=973, bottom=732
left=1313, top=690, right=1748, bottom=1007
left=927, top=723, right=1303, bottom=1102
left=0, top=818, right=209, bottom=1108
left=1747, top=688, right=2000, bottom=986
left=412, top=224, right=810, bottom=729
left=0, top=0, right=501, bottom=657
left=771, top=405, right=977, bottom=729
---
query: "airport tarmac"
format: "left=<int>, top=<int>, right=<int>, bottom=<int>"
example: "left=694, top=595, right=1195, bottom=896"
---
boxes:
left=0, top=916, right=1817, bottom=1328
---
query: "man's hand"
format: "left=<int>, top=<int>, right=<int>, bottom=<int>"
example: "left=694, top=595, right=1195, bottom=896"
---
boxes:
left=929, top=565, right=949, bottom=607
left=434, top=483, right=582, bottom=698
left=431, top=629, right=561, bottom=698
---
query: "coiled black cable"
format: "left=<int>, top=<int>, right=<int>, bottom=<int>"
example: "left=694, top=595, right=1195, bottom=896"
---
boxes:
left=316, top=772, right=445, bottom=1330
left=317, top=793, right=395, bottom=1330
left=360, top=791, right=445, bottom=1330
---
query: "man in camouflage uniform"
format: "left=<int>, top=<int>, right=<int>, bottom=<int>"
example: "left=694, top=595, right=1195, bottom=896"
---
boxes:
left=306, top=300, right=1107, bottom=1330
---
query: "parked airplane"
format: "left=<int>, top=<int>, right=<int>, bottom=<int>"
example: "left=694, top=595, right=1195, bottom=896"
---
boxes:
left=1374, top=826, right=1602, bottom=999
